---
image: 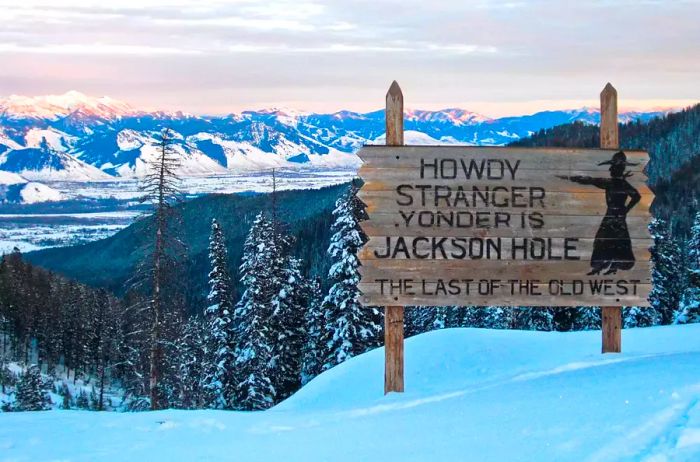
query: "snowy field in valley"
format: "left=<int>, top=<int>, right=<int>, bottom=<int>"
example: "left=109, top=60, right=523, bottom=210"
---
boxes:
left=0, top=211, right=141, bottom=253
left=0, top=169, right=356, bottom=251
left=2, top=324, right=700, bottom=462
left=38, top=169, right=357, bottom=201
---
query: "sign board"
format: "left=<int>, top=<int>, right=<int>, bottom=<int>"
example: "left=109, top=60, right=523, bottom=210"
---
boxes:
left=358, top=146, right=653, bottom=307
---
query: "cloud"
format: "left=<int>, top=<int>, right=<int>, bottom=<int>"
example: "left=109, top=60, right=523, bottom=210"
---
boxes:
left=0, top=43, right=201, bottom=56
left=0, top=0, right=697, bottom=114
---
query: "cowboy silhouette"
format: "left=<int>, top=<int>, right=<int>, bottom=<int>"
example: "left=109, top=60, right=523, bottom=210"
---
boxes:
left=559, top=151, right=642, bottom=275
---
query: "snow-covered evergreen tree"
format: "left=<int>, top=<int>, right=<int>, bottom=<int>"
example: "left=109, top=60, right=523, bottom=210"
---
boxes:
left=482, top=307, right=511, bottom=329
left=514, top=307, right=554, bottom=331
left=649, top=218, right=685, bottom=324
left=270, top=253, right=307, bottom=400
left=203, top=219, right=237, bottom=410
left=433, top=307, right=449, bottom=330
left=405, top=307, right=434, bottom=336
left=176, top=317, right=207, bottom=409
left=573, top=307, right=601, bottom=330
left=624, top=306, right=661, bottom=328
left=14, top=365, right=49, bottom=411
left=301, top=278, right=324, bottom=386
left=232, top=213, right=278, bottom=410
left=687, top=212, right=700, bottom=271
left=675, top=270, right=700, bottom=324
left=463, top=306, right=489, bottom=328
left=321, top=187, right=381, bottom=371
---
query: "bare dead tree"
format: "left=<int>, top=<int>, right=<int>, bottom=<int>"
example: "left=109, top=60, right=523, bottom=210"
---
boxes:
left=138, top=128, right=184, bottom=410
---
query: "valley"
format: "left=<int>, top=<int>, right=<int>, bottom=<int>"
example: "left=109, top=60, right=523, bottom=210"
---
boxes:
left=0, top=168, right=355, bottom=252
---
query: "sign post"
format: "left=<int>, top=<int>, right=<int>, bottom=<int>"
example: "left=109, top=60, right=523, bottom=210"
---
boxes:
left=600, top=83, right=622, bottom=353
left=384, top=81, right=405, bottom=394
left=360, top=81, right=653, bottom=393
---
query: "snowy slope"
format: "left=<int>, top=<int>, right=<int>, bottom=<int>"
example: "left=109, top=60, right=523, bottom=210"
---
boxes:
left=2, top=325, right=700, bottom=461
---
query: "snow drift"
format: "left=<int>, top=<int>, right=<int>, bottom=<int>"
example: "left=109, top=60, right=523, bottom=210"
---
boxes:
left=2, top=324, right=700, bottom=461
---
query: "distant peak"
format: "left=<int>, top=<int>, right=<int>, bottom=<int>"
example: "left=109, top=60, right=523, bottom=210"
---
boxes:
left=0, top=91, right=135, bottom=119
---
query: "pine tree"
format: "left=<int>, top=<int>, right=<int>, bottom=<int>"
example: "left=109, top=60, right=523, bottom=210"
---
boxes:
left=76, top=389, right=89, bottom=409
left=463, top=306, right=490, bottom=328
left=688, top=212, right=700, bottom=270
left=573, top=307, right=601, bottom=330
left=14, top=365, right=49, bottom=411
left=623, top=306, right=661, bottom=328
left=515, top=307, right=554, bottom=331
left=433, top=307, right=449, bottom=330
left=203, top=219, right=237, bottom=409
left=270, top=254, right=307, bottom=399
left=482, top=307, right=511, bottom=329
left=59, top=382, right=72, bottom=409
left=301, top=278, right=324, bottom=386
left=321, top=187, right=381, bottom=371
left=138, top=128, right=184, bottom=410
left=649, top=218, right=685, bottom=324
left=176, top=317, right=207, bottom=409
left=405, top=307, right=434, bottom=336
left=676, top=215, right=700, bottom=324
left=232, top=213, right=278, bottom=409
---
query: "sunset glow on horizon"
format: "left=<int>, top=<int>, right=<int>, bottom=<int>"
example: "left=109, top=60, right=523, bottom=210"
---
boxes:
left=1, top=0, right=698, bottom=116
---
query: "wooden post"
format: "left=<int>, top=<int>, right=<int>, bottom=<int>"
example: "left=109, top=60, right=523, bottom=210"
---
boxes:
left=384, top=80, right=405, bottom=393
left=600, top=82, right=622, bottom=353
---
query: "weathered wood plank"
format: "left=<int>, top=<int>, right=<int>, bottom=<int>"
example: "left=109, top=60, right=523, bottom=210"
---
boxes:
left=359, top=168, right=650, bottom=192
left=359, top=236, right=652, bottom=261
left=358, top=146, right=647, bottom=172
left=359, top=191, right=652, bottom=217
left=360, top=215, right=653, bottom=238
left=359, top=260, right=651, bottom=282
left=358, top=282, right=651, bottom=307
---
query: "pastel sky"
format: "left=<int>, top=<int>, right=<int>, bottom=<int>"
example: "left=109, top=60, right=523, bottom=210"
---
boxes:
left=0, top=0, right=698, bottom=116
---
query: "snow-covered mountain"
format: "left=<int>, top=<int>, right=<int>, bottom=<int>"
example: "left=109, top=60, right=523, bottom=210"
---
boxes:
left=0, top=91, right=671, bottom=181
left=0, top=170, right=63, bottom=204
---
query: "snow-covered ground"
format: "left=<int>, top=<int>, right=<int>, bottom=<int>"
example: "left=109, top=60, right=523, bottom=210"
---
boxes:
left=0, top=169, right=356, bottom=251
left=30, top=168, right=357, bottom=201
left=0, top=211, right=140, bottom=253
left=2, top=324, right=700, bottom=461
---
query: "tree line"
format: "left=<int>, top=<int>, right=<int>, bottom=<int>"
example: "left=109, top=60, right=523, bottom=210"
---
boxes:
left=2, top=122, right=700, bottom=412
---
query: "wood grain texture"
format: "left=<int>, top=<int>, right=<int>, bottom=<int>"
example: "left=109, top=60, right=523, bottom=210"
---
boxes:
left=359, top=191, right=653, bottom=217
left=359, top=170, right=651, bottom=194
left=359, top=283, right=651, bottom=307
left=360, top=237, right=652, bottom=261
left=383, top=81, right=404, bottom=394
left=359, top=260, right=652, bottom=282
left=384, top=305, right=404, bottom=393
left=358, top=146, right=647, bottom=171
left=600, top=83, right=619, bottom=150
left=386, top=81, right=403, bottom=147
left=601, top=82, right=623, bottom=353
left=360, top=215, right=653, bottom=238
left=602, top=305, right=622, bottom=352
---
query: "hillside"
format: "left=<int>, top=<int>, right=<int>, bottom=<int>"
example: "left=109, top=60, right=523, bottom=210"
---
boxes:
left=25, top=184, right=348, bottom=305
left=2, top=325, right=700, bottom=461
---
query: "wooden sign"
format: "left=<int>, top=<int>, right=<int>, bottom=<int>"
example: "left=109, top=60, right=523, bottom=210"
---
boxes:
left=358, top=146, right=654, bottom=307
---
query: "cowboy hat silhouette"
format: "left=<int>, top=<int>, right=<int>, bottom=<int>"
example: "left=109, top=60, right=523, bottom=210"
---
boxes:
left=598, top=150, right=638, bottom=166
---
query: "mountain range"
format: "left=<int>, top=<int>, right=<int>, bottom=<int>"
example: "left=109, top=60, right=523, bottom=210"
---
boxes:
left=0, top=91, right=671, bottom=184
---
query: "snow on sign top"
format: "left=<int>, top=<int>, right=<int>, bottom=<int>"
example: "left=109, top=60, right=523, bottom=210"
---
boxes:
left=357, top=146, right=654, bottom=307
